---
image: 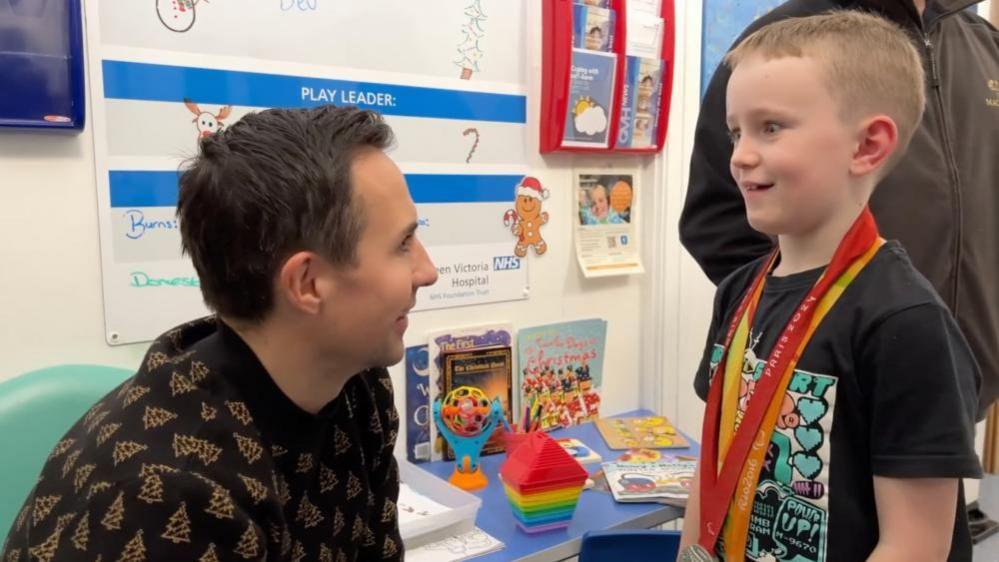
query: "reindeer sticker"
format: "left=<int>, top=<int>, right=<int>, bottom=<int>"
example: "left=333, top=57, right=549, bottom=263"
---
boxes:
left=184, top=99, right=233, bottom=139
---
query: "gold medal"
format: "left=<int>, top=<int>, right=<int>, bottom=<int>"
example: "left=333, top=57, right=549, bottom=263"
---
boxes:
left=677, top=544, right=718, bottom=562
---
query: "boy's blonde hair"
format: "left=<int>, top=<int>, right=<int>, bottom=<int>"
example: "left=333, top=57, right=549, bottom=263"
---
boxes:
left=725, top=11, right=925, bottom=175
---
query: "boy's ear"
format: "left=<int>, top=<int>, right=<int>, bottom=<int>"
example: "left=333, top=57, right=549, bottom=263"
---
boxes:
left=850, top=115, right=898, bottom=177
left=276, top=251, right=330, bottom=316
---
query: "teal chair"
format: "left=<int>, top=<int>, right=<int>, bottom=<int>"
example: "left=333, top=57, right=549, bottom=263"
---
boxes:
left=0, top=364, right=133, bottom=543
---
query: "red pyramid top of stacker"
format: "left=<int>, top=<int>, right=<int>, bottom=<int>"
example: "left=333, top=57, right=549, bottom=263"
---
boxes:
left=500, top=432, right=588, bottom=495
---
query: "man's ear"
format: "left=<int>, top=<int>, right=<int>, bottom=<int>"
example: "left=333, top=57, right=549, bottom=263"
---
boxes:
left=850, top=114, right=898, bottom=177
left=276, top=251, right=327, bottom=315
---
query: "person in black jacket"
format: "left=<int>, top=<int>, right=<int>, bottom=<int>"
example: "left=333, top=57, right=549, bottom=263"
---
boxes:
left=681, top=0, right=999, bottom=423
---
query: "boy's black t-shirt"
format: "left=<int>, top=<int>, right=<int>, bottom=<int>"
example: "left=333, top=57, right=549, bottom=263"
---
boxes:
left=694, top=241, right=981, bottom=562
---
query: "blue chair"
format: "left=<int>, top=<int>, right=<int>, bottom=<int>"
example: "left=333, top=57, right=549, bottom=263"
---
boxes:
left=580, top=529, right=682, bottom=561
left=0, top=364, right=133, bottom=543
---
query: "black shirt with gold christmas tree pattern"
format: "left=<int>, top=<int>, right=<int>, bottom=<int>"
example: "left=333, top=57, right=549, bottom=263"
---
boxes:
left=1, top=317, right=403, bottom=562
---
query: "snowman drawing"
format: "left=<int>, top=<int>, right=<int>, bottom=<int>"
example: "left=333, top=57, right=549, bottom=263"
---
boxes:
left=156, top=0, right=199, bottom=33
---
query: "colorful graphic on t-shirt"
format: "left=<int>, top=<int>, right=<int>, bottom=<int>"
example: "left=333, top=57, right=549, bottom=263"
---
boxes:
left=710, top=342, right=837, bottom=562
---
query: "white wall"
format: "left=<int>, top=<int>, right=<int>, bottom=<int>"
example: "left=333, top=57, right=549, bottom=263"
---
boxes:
left=0, top=5, right=667, bottom=443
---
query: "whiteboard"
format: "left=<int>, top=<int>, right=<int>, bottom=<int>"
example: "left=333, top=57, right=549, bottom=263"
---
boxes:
left=86, top=0, right=530, bottom=345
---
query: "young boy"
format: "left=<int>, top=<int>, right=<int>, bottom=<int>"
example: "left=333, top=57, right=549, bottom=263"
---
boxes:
left=2, top=106, right=438, bottom=561
left=679, top=11, right=981, bottom=562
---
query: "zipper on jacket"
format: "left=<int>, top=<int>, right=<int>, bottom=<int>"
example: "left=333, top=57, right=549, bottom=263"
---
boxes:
left=922, top=32, right=964, bottom=312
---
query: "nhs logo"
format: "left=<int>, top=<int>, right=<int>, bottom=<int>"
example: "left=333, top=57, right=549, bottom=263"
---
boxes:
left=493, top=256, right=521, bottom=271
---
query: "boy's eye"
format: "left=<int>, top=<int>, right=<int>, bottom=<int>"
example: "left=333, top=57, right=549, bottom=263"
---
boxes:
left=400, top=235, right=413, bottom=252
left=763, top=122, right=782, bottom=135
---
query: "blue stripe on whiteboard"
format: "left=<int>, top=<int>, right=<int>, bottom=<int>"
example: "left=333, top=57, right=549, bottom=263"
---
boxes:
left=109, top=171, right=522, bottom=207
left=109, top=171, right=181, bottom=208
left=102, top=60, right=526, bottom=124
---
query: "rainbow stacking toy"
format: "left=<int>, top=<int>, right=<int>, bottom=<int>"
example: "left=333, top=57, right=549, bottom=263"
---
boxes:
left=499, top=431, right=588, bottom=533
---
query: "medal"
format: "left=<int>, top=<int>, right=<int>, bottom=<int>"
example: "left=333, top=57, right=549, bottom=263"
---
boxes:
left=678, top=544, right=718, bottom=562
left=694, top=208, right=883, bottom=560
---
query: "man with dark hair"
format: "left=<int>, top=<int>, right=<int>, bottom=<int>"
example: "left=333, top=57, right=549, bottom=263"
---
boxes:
left=2, top=105, right=437, bottom=561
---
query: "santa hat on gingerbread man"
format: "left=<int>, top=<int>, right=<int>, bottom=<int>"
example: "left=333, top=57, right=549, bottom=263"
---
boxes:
left=516, top=176, right=549, bottom=200
left=504, top=176, right=549, bottom=227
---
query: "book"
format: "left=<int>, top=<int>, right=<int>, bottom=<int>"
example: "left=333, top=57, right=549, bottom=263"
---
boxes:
left=428, top=324, right=514, bottom=461
left=440, top=347, right=513, bottom=460
left=616, top=56, right=664, bottom=149
left=572, top=4, right=615, bottom=53
left=556, top=437, right=602, bottom=465
left=562, top=49, right=617, bottom=148
left=405, top=345, right=432, bottom=463
left=405, top=528, right=504, bottom=562
left=573, top=0, right=610, bottom=8
left=596, top=415, right=690, bottom=449
left=516, top=318, right=608, bottom=431
left=601, top=456, right=696, bottom=503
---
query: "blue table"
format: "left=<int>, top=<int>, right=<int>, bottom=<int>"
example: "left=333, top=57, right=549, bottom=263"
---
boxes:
left=421, top=409, right=700, bottom=561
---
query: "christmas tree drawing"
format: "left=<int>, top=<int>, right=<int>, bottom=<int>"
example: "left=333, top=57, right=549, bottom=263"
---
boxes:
left=334, top=427, right=352, bottom=456
left=49, top=438, right=76, bottom=459
left=319, top=464, right=339, bottom=494
left=101, top=491, right=125, bottom=530
left=122, top=384, right=151, bottom=407
left=381, top=498, right=396, bottom=523
left=296, top=493, right=324, bottom=529
left=234, top=524, right=260, bottom=559
left=61, top=450, right=81, bottom=478
left=205, top=485, right=236, bottom=520
left=73, top=464, right=96, bottom=493
left=332, top=508, right=345, bottom=537
left=199, top=543, right=220, bottom=562
left=97, top=423, right=122, bottom=446
left=238, top=474, right=269, bottom=505
left=161, top=503, right=192, bottom=544
left=118, top=530, right=147, bottom=562
left=137, top=474, right=164, bottom=504
left=170, top=371, right=196, bottom=396
left=225, top=400, right=254, bottom=426
left=234, top=433, right=264, bottom=464
left=143, top=406, right=179, bottom=430
left=27, top=526, right=62, bottom=562
left=173, top=434, right=223, bottom=465
left=201, top=402, right=217, bottom=421
left=32, top=495, right=62, bottom=526
left=345, top=472, right=363, bottom=501
left=454, top=0, right=488, bottom=80
left=189, top=360, right=210, bottom=383
left=112, top=441, right=148, bottom=466
left=383, top=536, right=399, bottom=558
left=296, top=453, right=314, bottom=474
left=71, top=511, right=90, bottom=551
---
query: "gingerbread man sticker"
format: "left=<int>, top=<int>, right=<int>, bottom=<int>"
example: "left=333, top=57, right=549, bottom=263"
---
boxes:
left=502, top=176, right=549, bottom=257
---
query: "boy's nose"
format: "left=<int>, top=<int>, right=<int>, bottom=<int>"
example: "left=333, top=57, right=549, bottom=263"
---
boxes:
left=730, top=139, right=760, bottom=170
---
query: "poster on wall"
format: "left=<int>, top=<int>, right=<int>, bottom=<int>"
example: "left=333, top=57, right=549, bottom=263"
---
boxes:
left=574, top=170, right=643, bottom=277
left=700, top=0, right=784, bottom=97
left=86, top=0, right=530, bottom=344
